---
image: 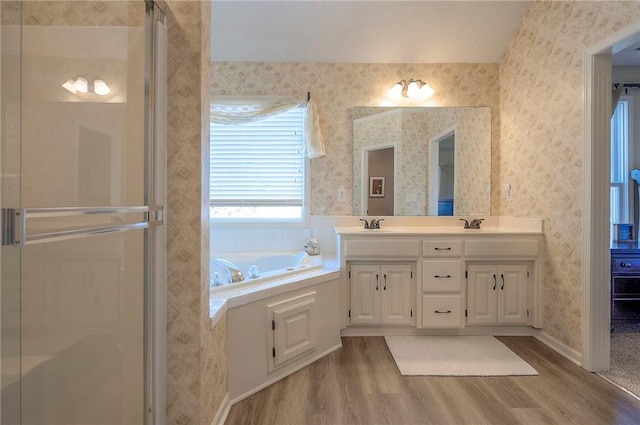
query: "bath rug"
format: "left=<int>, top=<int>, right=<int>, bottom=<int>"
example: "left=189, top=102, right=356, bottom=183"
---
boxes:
left=384, top=335, right=539, bottom=376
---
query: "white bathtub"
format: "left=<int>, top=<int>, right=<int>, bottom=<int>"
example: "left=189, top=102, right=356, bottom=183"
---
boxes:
left=210, top=251, right=322, bottom=288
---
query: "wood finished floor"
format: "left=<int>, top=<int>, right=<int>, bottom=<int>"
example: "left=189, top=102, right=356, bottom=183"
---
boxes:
left=225, top=336, right=640, bottom=425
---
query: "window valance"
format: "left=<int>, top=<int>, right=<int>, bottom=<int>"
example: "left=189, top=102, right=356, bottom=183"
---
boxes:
left=211, top=95, right=326, bottom=159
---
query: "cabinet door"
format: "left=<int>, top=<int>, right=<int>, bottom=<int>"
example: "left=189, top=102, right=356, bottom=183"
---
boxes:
left=467, top=264, right=498, bottom=325
left=272, top=296, right=317, bottom=369
left=380, top=265, right=413, bottom=325
left=350, top=265, right=381, bottom=324
left=497, top=265, right=529, bottom=324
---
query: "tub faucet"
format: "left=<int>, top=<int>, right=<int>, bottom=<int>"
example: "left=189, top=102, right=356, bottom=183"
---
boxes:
left=213, top=258, right=245, bottom=283
left=370, top=218, right=384, bottom=229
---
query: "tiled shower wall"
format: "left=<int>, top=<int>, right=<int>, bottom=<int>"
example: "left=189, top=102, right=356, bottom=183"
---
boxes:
left=498, top=1, right=640, bottom=353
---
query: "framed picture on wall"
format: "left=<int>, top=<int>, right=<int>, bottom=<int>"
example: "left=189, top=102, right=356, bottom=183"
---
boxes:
left=369, top=176, right=385, bottom=197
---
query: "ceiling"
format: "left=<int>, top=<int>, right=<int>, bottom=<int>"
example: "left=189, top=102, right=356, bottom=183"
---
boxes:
left=211, top=1, right=532, bottom=64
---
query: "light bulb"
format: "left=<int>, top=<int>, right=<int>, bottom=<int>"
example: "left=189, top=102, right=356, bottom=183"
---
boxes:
left=389, top=83, right=402, bottom=99
left=389, top=82, right=403, bottom=99
left=407, top=80, right=420, bottom=98
left=93, top=79, right=110, bottom=95
left=420, top=83, right=435, bottom=99
left=73, top=77, right=88, bottom=93
left=61, top=79, right=77, bottom=94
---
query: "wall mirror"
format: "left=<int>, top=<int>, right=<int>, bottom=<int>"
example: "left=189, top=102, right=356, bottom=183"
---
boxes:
left=353, top=106, right=491, bottom=216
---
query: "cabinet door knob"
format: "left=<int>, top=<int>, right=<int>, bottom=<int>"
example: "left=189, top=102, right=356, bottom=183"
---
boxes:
left=621, top=262, right=632, bottom=268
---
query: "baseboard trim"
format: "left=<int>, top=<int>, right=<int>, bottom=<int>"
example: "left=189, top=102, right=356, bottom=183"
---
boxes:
left=340, top=325, right=537, bottom=337
left=211, top=392, right=231, bottom=425
left=230, top=343, right=342, bottom=405
left=534, top=330, right=582, bottom=366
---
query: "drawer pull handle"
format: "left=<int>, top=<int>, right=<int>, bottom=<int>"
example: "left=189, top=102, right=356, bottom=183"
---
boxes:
left=621, top=262, right=632, bottom=268
left=493, top=274, right=497, bottom=290
left=434, top=310, right=452, bottom=314
left=376, top=274, right=379, bottom=291
left=501, top=274, right=505, bottom=290
left=434, top=275, right=451, bottom=278
left=434, top=247, right=451, bottom=251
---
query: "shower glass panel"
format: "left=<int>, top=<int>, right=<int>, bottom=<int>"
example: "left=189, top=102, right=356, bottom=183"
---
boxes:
left=2, top=1, right=165, bottom=423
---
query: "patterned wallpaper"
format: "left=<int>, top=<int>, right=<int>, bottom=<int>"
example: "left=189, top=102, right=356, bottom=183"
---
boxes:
left=212, top=62, right=501, bottom=215
left=498, top=0, right=640, bottom=352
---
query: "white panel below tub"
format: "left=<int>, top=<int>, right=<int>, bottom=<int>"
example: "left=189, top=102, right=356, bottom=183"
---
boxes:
left=227, top=277, right=341, bottom=401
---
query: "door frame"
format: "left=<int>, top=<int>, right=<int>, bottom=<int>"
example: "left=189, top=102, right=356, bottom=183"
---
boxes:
left=360, top=143, right=397, bottom=216
left=583, top=20, right=640, bottom=371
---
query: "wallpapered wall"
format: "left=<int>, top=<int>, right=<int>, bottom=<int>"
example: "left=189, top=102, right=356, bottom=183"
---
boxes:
left=212, top=62, right=501, bottom=216
left=164, top=2, right=229, bottom=425
left=498, top=1, right=640, bottom=352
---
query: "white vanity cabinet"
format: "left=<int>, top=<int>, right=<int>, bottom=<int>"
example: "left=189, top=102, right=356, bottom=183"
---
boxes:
left=350, top=264, right=414, bottom=325
left=466, top=264, right=529, bottom=325
left=335, top=220, right=544, bottom=332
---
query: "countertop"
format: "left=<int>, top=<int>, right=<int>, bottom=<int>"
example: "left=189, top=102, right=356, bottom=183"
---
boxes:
left=611, top=240, right=640, bottom=254
left=334, top=225, right=544, bottom=236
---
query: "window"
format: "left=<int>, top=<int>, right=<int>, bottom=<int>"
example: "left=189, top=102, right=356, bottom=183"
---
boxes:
left=611, top=99, right=630, bottom=229
left=210, top=106, right=307, bottom=221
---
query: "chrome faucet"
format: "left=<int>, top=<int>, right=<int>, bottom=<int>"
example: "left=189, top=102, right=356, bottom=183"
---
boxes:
left=469, top=218, right=484, bottom=229
left=370, top=218, right=384, bottom=229
left=213, top=258, right=245, bottom=283
left=460, top=218, right=484, bottom=229
left=359, top=218, right=370, bottom=229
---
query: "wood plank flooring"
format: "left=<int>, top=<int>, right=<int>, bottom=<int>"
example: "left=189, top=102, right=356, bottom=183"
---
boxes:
left=225, top=336, right=640, bottom=425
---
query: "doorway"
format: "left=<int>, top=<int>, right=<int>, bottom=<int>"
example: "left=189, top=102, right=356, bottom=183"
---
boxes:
left=428, top=128, right=455, bottom=216
left=584, top=21, right=640, bottom=375
left=363, top=145, right=395, bottom=216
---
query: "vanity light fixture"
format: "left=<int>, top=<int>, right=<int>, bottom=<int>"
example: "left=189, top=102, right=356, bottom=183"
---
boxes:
left=391, top=79, right=435, bottom=99
left=61, top=77, right=110, bottom=96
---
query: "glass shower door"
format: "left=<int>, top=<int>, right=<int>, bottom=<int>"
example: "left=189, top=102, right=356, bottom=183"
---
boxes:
left=2, top=1, right=166, bottom=424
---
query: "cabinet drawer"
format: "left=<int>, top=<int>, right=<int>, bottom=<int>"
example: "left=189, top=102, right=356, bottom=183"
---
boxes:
left=421, top=295, right=462, bottom=328
left=465, top=239, right=539, bottom=257
left=422, top=240, right=463, bottom=257
left=612, top=258, right=640, bottom=274
left=422, top=260, right=462, bottom=292
left=345, top=239, right=419, bottom=258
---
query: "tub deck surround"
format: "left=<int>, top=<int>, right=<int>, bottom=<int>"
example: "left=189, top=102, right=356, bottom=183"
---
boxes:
left=209, top=253, right=340, bottom=327
left=336, top=216, right=544, bottom=332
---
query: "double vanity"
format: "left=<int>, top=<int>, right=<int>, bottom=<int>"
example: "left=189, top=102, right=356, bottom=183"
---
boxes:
left=336, top=217, right=543, bottom=333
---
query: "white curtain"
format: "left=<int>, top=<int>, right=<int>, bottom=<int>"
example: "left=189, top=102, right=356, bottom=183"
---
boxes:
left=211, top=95, right=326, bottom=159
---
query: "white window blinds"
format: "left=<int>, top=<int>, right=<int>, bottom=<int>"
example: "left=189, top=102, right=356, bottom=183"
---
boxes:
left=210, top=106, right=305, bottom=211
